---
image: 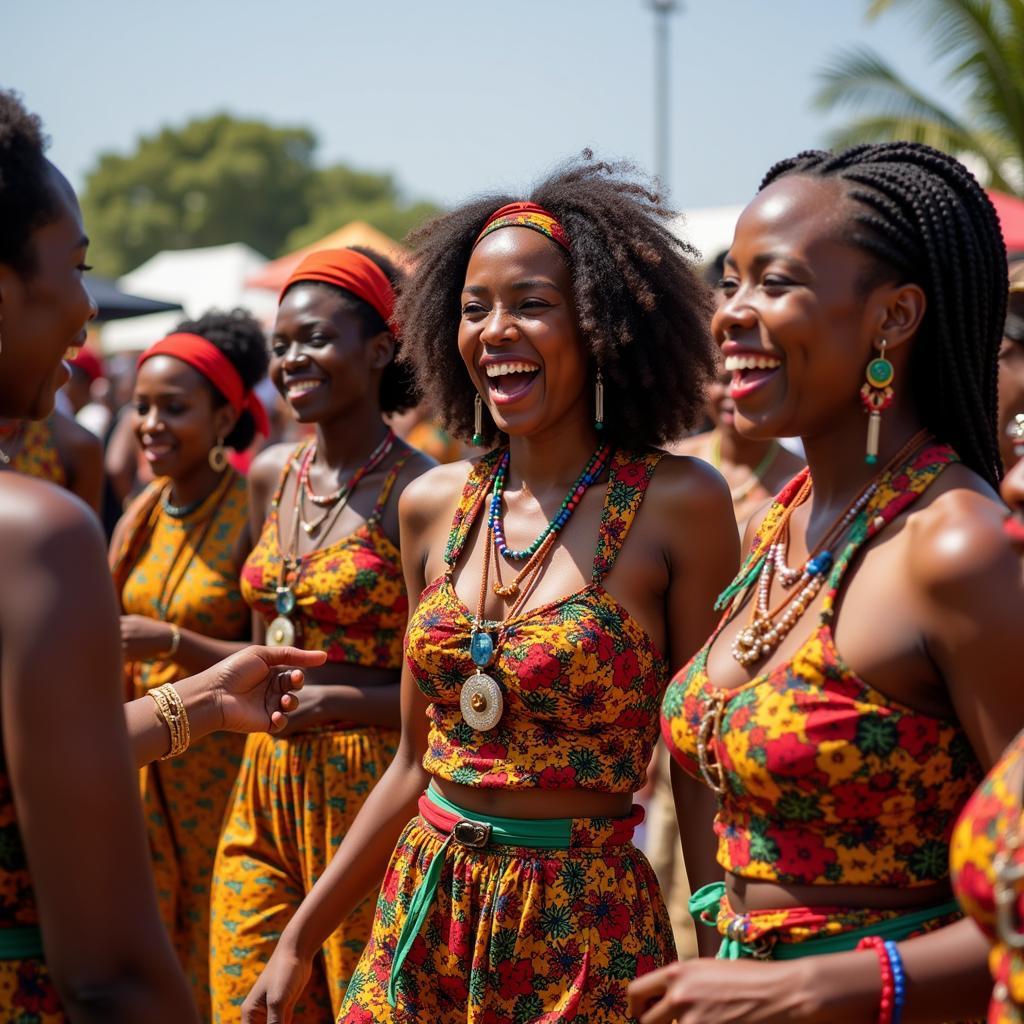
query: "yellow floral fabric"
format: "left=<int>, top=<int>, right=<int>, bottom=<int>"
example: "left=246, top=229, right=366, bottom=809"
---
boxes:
left=408, top=448, right=668, bottom=793
left=661, top=441, right=983, bottom=887
left=8, top=417, right=64, bottom=485
left=951, top=728, right=1024, bottom=1023
left=113, top=470, right=251, bottom=1020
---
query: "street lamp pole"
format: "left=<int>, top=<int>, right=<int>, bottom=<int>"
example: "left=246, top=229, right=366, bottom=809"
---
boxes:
left=650, top=0, right=679, bottom=197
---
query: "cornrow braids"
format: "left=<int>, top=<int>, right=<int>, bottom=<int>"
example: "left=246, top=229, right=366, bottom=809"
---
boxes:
left=761, top=142, right=1007, bottom=488
left=395, top=153, right=717, bottom=449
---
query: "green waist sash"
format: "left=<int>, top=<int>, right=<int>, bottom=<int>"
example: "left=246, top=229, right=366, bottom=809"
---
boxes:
left=387, top=786, right=572, bottom=1007
left=690, top=881, right=961, bottom=960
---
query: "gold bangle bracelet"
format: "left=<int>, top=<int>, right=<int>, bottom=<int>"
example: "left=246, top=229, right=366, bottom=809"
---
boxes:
left=148, top=683, right=191, bottom=759
left=162, top=624, right=181, bottom=659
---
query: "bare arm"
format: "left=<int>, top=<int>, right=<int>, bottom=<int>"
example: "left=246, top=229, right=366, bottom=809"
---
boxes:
left=0, top=478, right=197, bottom=1023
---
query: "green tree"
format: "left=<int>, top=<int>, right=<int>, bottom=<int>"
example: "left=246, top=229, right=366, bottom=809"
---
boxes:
left=81, top=114, right=318, bottom=275
left=284, top=164, right=439, bottom=251
left=814, top=0, right=1024, bottom=193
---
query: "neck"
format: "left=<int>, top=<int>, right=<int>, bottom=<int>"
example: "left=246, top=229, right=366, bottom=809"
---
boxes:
left=717, top=425, right=776, bottom=469
left=168, top=462, right=226, bottom=510
left=506, top=414, right=603, bottom=493
left=315, top=401, right=389, bottom=469
left=801, top=400, right=925, bottom=517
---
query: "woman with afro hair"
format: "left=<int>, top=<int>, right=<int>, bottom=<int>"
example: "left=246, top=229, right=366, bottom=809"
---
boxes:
left=243, top=156, right=739, bottom=1023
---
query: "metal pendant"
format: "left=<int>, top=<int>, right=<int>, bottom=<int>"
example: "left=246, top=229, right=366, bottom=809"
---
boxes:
left=275, top=586, right=297, bottom=616
left=267, top=615, right=296, bottom=646
left=460, top=672, right=503, bottom=732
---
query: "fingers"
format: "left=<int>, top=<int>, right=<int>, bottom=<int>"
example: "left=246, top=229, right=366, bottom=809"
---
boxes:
left=627, top=965, right=673, bottom=1018
left=254, top=646, right=327, bottom=669
left=279, top=691, right=299, bottom=712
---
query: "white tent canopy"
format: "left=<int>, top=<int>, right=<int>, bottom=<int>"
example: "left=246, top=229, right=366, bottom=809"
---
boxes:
left=101, top=242, right=277, bottom=354
left=669, top=205, right=744, bottom=267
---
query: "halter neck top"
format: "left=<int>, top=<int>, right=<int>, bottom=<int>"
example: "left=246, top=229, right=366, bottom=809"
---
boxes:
left=407, top=448, right=668, bottom=792
left=661, top=441, right=983, bottom=887
left=8, top=416, right=64, bottom=486
left=241, top=444, right=411, bottom=669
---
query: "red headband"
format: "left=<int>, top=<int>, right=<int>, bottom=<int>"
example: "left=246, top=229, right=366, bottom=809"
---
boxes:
left=280, top=248, right=397, bottom=333
left=137, top=333, right=270, bottom=437
left=475, top=201, right=571, bottom=252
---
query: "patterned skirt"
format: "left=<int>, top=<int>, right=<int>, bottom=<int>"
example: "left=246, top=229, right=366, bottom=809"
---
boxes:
left=337, top=790, right=675, bottom=1023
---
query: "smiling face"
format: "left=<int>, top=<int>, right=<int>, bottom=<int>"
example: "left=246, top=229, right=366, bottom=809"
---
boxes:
left=132, top=355, right=236, bottom=480
left=458, top=227, right=587, bottom=441
left=713, top=174, right=893, bottom=441
left=270, top=283, right=388, bottom=425
left=0, top=163, right=96, bottom=420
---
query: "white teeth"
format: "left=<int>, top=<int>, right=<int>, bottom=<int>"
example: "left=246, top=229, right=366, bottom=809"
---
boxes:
left=287, top=380, right=321, bottom=395
left=484, top=362, right=540, bottom=378
left=724, top=354, right=781, bottom=372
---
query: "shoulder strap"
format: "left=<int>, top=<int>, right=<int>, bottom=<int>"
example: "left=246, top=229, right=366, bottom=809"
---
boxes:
left=443, top=449, right=506, bottom=568
left=591, top=448, right=664, bottom=583
left=270, top=441, right=310, bottom=510
left=819, top=440, right=959, bottom=622
left=370, top=451, right=415, bottom=520
left=108, top=480, right=166, bottom=602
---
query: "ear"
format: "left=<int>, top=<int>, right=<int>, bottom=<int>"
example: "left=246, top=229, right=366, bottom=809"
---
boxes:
left=367, top=330, right=395, bottom=372
left=874, top=282, right=927, bottom=352
left=212, top=402, right=240, bottom=444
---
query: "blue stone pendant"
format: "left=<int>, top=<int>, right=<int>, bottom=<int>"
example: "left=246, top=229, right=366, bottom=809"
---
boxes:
left=470, top=630, right=494, bottom=668
left=275, top=586, right=296, bottom=616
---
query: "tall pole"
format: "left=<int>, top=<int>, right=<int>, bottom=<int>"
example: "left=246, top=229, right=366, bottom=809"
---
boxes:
left=650, top=0, right=679, bottom=197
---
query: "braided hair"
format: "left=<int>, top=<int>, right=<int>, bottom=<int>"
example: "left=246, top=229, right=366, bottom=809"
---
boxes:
left=395, top=153, right=716, bottom=448
left=761, top=142, right=1007, bottom=488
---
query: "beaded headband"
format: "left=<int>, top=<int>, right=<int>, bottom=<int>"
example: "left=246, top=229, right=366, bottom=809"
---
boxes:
left=474, top=201, right=571, bottom=253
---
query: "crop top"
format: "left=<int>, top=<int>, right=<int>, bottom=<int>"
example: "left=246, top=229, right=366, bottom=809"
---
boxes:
left=241, top=444, right=410, bottom=669
left=661, top=441, right=983, bottom=887
left=406, top=447, right=668, bottom=792
left=951, top=728, right=1024, bottom=1022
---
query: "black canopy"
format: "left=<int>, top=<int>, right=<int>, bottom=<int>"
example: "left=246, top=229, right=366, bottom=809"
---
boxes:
left=86, top=276, right=182, bottom=322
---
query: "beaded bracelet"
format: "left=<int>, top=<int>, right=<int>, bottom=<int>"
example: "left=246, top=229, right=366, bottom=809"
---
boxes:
left=857, top=935, right=895, bottom=1024
left=883, top=940, right=907, bottom=1024
left=148, top=683, right=191, bottom=759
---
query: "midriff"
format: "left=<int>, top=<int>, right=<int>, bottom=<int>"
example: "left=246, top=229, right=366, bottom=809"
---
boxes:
left=728, top=874, right=954, bottom=914
left=434, top=777, right=635, bottom=820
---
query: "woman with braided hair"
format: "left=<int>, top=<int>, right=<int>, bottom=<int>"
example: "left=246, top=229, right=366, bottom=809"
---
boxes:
left=643, top=142, right=1024, bottom=1022
left=242, top=155, right=739, bottom=1023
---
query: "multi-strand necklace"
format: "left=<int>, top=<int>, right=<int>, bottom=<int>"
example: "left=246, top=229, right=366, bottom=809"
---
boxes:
left=460, top=444, right=613, bottom=732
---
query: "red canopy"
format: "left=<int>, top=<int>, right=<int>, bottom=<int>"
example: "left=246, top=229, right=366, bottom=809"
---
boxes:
left=988, top=191, right=1024, bottom=254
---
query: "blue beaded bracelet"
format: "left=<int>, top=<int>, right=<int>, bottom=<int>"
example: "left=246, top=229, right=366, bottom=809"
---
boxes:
left=883, top=940, right=906, bottom=1024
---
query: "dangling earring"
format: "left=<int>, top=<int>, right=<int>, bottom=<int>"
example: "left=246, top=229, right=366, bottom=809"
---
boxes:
left=594, top=367, right=605, bottom=431
left=860, top=338, right=895, bottom=465
left=208, top=437, right=228, bottom=472
left=472, top=394, right=484, bottom=447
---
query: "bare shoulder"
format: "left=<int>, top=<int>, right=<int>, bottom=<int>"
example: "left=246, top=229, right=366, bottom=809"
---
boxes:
left=645, top=451, right=734, bottom=523
left=249, top=441, right=299, bottom=489
left=52, top=409, right=101, bottom=460
left=393, top=447, right=437, bottom=494
left=398, top=457, right=473, bottom=530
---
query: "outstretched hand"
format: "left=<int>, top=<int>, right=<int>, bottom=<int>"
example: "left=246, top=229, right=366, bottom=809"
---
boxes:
left=201, top=646, right=326, bottom=735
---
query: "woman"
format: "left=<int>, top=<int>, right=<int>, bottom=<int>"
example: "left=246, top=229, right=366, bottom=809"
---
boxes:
left=643, top=142, right=1023, bottom=1023
left=242, top=158, right=739, bottom=1023
left=208, top=247, right=434, bottom=1020
left=0, top=89, right=320, bottom=1023
left=109, top=309, right=268, bottom=1018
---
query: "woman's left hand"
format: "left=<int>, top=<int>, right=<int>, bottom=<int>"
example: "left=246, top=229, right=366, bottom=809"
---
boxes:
left=120, top=614, right=177, bottom=661
left=195, top=646, right=327, bottom=734
left=627, top=958, right=812, bottom=1024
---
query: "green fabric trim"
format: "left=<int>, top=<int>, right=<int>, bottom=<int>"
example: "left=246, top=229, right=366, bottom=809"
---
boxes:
left=387, top=789, right=573, bottom=1007
left=689, top=881, right=961, bottom=960
left=0, top=926, right=44, bottom=960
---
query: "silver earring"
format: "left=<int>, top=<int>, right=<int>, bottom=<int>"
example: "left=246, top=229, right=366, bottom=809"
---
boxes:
left=594, top=368, right=604, bottom=431
left=472, top=394, right=484, bottom=447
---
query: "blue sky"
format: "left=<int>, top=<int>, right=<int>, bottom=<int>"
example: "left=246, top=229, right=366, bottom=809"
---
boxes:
left=4, top=0, right=954, bottom=212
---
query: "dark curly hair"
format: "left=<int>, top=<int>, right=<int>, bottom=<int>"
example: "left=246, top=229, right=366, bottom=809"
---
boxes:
left=761, top=142, right=1007, bottom=489
left=395, top=153, right=717, bottom=448
left=173, top=308, right=268, bottom=451
left=281, top=246, right=416, bottom=415
left=0, top=90, right=61, bottom=275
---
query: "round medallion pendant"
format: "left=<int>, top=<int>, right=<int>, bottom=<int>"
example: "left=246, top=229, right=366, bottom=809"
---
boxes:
left=267, top=615, right=296, bottom=646
left=460, top=672, right=503, bottom=732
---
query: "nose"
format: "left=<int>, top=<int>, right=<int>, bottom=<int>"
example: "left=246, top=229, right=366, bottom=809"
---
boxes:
left=479, top=305, right=518, bottom=346
left=139, top=403, right=163, bottom=435
left=712, top=284, right=757, bottom=341
left=281, top=341, right=310, bottom=371
left=86, top=292, right=98, bottom=323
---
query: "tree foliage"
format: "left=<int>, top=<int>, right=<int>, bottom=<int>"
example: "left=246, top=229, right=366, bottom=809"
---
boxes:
left=80, top=114, right=438, bottom=276
left=814, top=0, right=1024, bottom=194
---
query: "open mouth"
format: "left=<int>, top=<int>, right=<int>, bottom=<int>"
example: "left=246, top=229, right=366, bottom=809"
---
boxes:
left=483, top=361, right=541, bottom=404
left=142, top=440, right=175, bottom=463
left=724, top=353, right=782, bottom=400
left=284, top=378, right=326, bottom=404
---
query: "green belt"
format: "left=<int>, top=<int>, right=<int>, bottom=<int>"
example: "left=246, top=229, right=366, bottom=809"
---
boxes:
left=387, top=787, right=572, bottom=1007
left=0, top=926, right=44, bottom=960
left=690, top=881, right=962, bottom=960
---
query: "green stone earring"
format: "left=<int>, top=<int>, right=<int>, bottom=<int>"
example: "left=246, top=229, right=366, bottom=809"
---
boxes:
left=860, top=338, right=895, bottom=465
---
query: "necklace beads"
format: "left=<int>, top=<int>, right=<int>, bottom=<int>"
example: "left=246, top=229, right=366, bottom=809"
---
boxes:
left=489, top=443, right=611, bottom=561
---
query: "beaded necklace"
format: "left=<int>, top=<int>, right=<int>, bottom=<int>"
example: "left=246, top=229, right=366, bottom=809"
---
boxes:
left=488, top=443, right=611, bottom=561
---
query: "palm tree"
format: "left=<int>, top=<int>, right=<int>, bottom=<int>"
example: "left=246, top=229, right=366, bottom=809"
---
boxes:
left=815, top=0, right=1024, bottom=194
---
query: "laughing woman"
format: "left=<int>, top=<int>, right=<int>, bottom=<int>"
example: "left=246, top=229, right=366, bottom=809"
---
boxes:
left=642, top=143, right=1024, bottom=1023
left=0, top=89, right=320, bottom=1023
left=243, top=157, right=739, bottom=1024
left=109, top=310, right=268, bottom=1019
left=208, top=248, right=433, bottom=1021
